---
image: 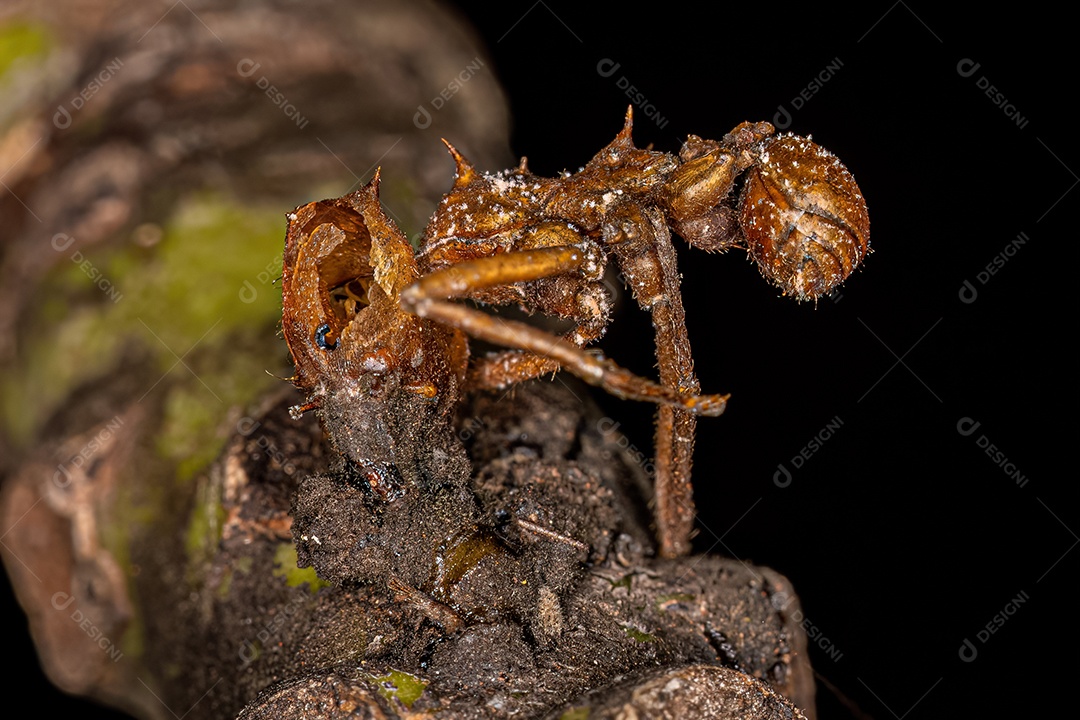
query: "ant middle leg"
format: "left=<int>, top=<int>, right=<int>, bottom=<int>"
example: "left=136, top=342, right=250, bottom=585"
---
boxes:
left=467, top=281, right=611, bottom=391
left=608, top=204, right=710, bottom=558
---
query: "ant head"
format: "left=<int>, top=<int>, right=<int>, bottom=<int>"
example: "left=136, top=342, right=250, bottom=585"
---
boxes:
left=281, top=175, right=468, bottom=468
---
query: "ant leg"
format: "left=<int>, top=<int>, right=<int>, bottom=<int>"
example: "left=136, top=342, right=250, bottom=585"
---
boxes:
left=610, top=206, right=705, bottom=558
left=468, top=283, right=610, bottom=390
left=467, top=350, right=560, bottom=390
left=399, top=246, right=728, bottom=416
left=386, top=576, right=463, bottom=633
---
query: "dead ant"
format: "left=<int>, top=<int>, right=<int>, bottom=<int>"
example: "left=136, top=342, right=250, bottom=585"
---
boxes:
left=281, top=107, right=869, bottom=573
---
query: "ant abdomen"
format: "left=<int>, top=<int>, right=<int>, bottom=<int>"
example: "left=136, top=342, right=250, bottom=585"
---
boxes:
left=739, top=134, right=870, bottom=301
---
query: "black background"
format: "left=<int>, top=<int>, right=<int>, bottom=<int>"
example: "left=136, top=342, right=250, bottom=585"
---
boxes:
left=7, top=3, right=1073, bottom=717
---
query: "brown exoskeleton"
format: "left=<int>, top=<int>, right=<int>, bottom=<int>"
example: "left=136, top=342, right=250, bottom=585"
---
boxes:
left=398, top=109, right=869, bottom=557
left=281, top=107, right=869, bottom=609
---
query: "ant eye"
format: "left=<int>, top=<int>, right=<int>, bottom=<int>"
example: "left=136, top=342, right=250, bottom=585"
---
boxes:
left=315, top=323, right=338, bottom=350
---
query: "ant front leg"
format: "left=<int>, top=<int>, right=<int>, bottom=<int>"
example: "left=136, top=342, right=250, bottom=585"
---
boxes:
left=607, top=203, right=714, bottom=559
left=399, top=245, right=727, bottom=416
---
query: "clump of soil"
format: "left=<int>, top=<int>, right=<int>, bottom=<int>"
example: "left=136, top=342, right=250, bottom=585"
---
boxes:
left=237, top=380, right=815, bottom=718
